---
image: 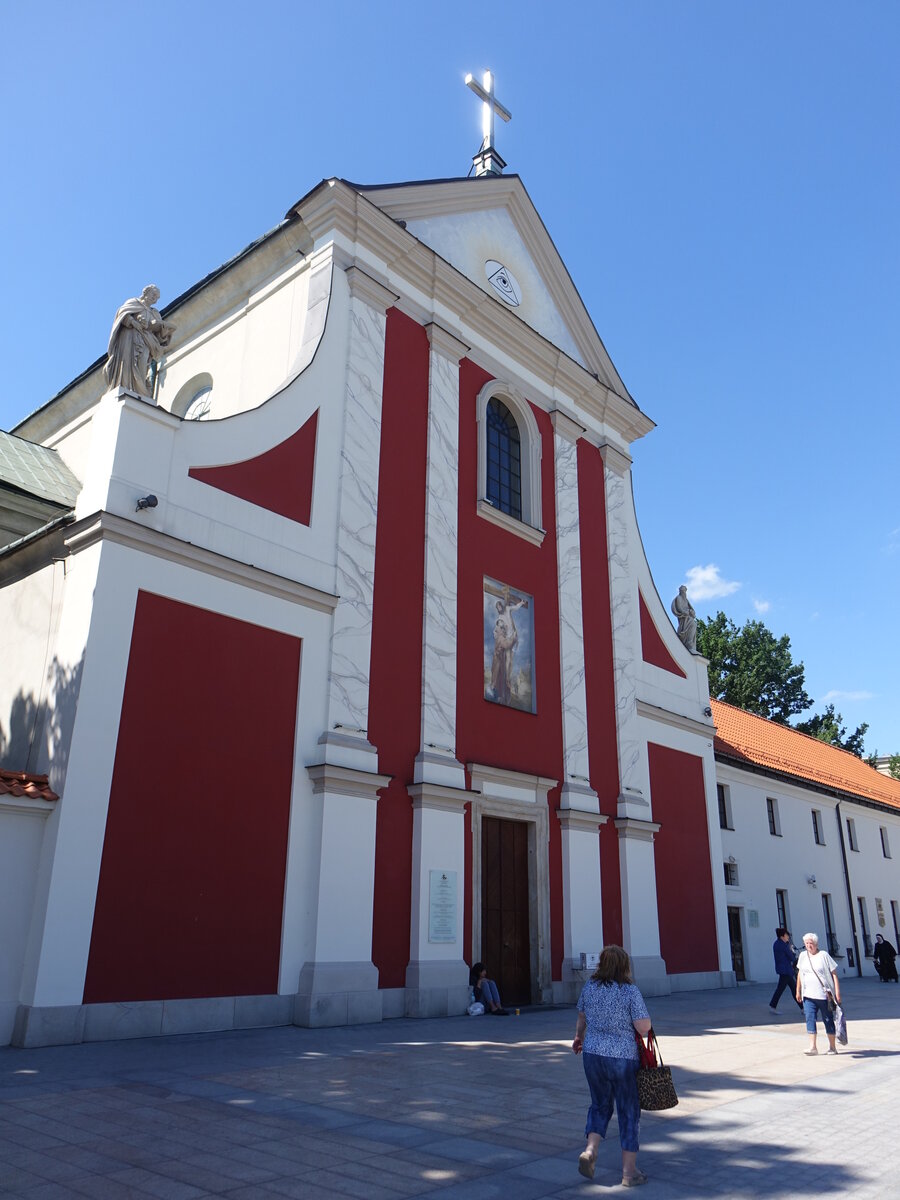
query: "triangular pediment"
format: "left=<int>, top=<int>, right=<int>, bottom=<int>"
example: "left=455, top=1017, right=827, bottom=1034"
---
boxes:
left=351, top=176, right=632, bottom=401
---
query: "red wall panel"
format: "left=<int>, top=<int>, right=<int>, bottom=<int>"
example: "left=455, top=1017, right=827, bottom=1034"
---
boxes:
left=188, top=409, right=318, bottom=525
left=83, top=592, right=300, bottom=1003
left=577, top=440, right=623, bottom=945
left=455, top=360, right=565, bottom=977
left=648, top=742, right=719, bottom=974
left=639, top=591, right=686, bottom=678
left=369, top=309, right=430, bottom=988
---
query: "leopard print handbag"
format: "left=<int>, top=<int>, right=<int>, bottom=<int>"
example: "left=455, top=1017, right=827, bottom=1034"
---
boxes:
left=634, top=1029, right=678, bottom=1111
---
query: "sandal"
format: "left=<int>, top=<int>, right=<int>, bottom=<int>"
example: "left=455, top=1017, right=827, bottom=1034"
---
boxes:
left=578, top=1151, right=596, bottom=1179
left=622, top=1170, right=648, bottom=1187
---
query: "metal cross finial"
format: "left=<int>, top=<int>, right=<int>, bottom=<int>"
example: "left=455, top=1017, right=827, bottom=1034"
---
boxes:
left=465, top=70, right=511, bottom=176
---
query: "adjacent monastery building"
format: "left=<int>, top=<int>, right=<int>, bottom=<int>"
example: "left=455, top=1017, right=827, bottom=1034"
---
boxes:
left=1, top=147, right=896, bottom=1046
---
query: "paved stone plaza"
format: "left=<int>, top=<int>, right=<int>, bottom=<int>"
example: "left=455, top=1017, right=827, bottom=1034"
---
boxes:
left=1, top=978, right=898, bottom=1198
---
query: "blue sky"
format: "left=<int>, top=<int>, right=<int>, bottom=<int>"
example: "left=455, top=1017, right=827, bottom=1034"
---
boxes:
left=2, top=2, right=897, bottom=753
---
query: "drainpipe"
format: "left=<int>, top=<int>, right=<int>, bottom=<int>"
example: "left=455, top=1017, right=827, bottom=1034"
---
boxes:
left=835, top=800, right=862, bottom=977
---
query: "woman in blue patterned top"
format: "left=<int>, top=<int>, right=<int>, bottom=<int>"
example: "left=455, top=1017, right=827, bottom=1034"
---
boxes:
left=572, top=945, right=652, bottom=1186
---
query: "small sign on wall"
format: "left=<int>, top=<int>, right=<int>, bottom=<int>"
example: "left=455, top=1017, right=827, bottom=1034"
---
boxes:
left=748, top=910, right=759, bottom=928
left=428, top=870, right=458, bottom=943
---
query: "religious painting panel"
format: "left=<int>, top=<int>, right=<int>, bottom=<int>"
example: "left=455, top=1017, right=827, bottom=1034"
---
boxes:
left=483, top=575, right=535, bottom=712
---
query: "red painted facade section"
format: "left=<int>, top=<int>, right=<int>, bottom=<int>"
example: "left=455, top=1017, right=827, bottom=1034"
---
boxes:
left=639, top=591, right=687, bottom=678
left=455, top=360, right=566, bottom=977
left=188, top=409, right=318, bottom=525
left=83, top=592, right=300, bottom=1003
left=648, top=742, right=719, bottom=973
left=577, top=441, right=623, bottom=945
left=369, top=309, right=430, bottom=989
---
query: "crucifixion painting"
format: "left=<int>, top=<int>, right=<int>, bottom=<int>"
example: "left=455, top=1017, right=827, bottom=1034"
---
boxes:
left=483, top=576, right=535, bottom=713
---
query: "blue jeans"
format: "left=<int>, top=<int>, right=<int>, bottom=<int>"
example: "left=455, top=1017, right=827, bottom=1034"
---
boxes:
left=476, top=979, right=501, bottom=1007
left=582, top=1052, right=641, bottom=1152
left=803, top=996, right=835, bottom=1035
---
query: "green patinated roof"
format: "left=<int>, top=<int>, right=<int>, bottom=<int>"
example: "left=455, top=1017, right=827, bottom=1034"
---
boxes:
left=0, top=430, right=81, bottom=508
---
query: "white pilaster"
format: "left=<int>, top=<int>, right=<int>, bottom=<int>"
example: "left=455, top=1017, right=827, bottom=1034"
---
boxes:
left=614, top=817, right=668, bottom=993
left=405, top=783, right=471, bottom=1018
left=295, top=763, right=391, bottom=1027
left=414, top=324, right=469, bottom=789
left=318, top=266, right=397, bottom=771
left=599, top=443, right=650, bottom=815
left=551, top=413, right=604, bottom=989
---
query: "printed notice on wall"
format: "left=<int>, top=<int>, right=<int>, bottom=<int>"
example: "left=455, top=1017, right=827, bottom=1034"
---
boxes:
left=428, top=870, right=458, bottom=943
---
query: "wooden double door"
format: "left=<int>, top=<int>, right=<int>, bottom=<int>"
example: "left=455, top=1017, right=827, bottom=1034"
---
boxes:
left=481, top=816, right=533, bottom=1005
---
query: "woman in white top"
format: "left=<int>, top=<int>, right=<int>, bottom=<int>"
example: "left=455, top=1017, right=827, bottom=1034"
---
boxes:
left=795, top=932, right=841, bottom=1055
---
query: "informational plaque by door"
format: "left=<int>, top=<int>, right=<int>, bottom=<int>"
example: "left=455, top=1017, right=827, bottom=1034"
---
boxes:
left=428, top=870, right=458, bottom=943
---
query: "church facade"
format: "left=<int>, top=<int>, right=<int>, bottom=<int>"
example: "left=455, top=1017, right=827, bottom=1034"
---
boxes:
left=3, top=172, right=748, bottom=1046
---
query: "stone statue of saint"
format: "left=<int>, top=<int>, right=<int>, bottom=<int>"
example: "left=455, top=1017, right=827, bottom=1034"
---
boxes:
left=104, top=285, right=175, bottom=397
left=671, top=585, right=698, bottom=653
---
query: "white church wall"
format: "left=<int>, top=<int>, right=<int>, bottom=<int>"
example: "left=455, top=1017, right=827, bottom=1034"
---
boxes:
left=0, top=561, right=65, bottom=771
left=18, top=534, right=333, bottom=1021
left=0, top=799, right=53, bottom=1044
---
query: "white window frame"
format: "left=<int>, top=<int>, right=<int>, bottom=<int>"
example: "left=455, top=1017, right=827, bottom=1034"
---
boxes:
left=717, top=783, right=734, bottom=831
left=724, top=860, right=739, bottom=887
left=880, top=826, right=892, bottom=859
left=172, top=372, right=214, bottom=419
left=766, top=796, right=782, bottom=837
left=812, top=809, right=825, bottom=846
left=847, top=817, right=859, bottom=852
left=476, top=380, right=544, bottom=545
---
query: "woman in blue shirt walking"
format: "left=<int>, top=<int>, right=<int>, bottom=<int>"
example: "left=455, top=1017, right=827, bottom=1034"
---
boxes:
left=572, top=945, right=652, bottom=1187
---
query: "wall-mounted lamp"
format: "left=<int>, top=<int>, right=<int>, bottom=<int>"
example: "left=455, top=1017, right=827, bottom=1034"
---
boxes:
left=806, top=875, right=817, bottom=887
left=727, top=855, right=737, bottom=864
left=136, top=494, right=158, bottom=512
left=703, top=706, right=713, bottom=717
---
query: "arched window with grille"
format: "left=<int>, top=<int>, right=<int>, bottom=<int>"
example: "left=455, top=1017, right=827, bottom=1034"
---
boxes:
left=485, top=397, right=522, bottom=520
left=475, top=382, right=544, bottom=545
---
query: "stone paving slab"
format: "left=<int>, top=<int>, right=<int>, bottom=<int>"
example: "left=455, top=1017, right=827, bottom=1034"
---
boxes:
left=1, top=978, right=899, bottom=1197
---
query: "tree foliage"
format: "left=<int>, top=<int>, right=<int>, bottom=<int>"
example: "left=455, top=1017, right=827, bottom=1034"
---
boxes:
left=794, top=704, right=868, bottom=757
left=697, top=612, right=812, bottom=724
left=697, top=611, right=874, bottom=759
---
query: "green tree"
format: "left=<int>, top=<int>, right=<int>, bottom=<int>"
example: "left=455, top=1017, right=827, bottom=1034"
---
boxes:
left=697, top=612, right=812, bottom=723
left=795, top=704, right=868, bottom=757
left=866, top=751, right=900, bottom=780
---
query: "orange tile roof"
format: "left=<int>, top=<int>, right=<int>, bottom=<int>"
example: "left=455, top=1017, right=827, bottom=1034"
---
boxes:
left=0, top=768, right=59, bottom=802
left=711, top=699, right=900, bottom=812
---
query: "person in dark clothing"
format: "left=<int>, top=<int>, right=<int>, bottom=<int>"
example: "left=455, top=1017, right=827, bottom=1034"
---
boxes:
left=469, top=962, right=509, bottom=1014
left=873, top=934, right=899, bottom=982
left=769, top=928, right=803, bottom=1011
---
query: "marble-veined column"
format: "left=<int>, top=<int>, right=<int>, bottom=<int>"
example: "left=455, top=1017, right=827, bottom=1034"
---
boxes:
left=298, top=266, right=397, bottom=1027
left=599, top=442, right=666, bottom=992
left=406, top=323, right=472, bottom=1017
left=552, top=412, right=604, bottom=994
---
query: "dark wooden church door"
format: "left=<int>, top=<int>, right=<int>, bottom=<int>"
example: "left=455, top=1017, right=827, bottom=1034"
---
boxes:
left=481, top=816, right=532, bottom=1004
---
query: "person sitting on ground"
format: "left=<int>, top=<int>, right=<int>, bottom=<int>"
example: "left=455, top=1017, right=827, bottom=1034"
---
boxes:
left=873, top=934, right=899, bottom=983
left=469, top=962, right=508, bottom=1015
left=795, top=932, right=840, bottom=1055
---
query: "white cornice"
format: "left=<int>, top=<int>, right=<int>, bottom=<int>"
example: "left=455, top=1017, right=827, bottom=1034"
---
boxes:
left=636, top=700, right=715, bottom=739
left=557, top=810, right=609, bottom=833
left=408, top=782, right=473, bottom=813
left=306, top=763, right=391, bottom=799
left=64, top=512, right=339, bottom=613
left=425, top=323, right=470, bottom=363
left=549, top=411, right=586, bottom=443
left=344, top=265, right=398, bottom=312
left=0, top=795, right=57, bottom=817
left=614, top=817, right=661, bottom=842
left=597, top=442, right=633, bottom=477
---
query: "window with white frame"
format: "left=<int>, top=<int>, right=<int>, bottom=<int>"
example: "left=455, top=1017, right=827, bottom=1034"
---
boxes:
left=775, top=888, right=788, bottom=930
left=847, top=817, right=859, bottom=851
left=476, top=381, right=543, bottom=542
left=724, top=860, right=739, bottom=886
left=718, top=783, right=734, bottom=830
left=172, top=372, right=214, bottom=420
left=766, top=797, right=781, bottom=836
left=880, top=827, right=891, bottom=858
left=811, top=809, right=825, bottom=845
